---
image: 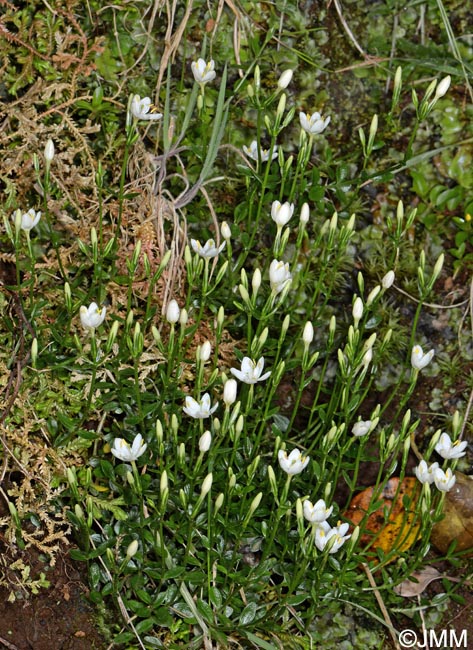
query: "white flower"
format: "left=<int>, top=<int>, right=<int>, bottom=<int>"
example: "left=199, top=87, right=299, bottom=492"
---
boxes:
left=191, top=238, right=226, bottom=258
left=16, top=208, right=41, bottom=232
left=314, top=521, right=350, bottom=553
left=411, top=345, right=435, bottom=370
left=433, top=467, right=456, bottom=492
left=299, top=111, right=331, bottom=135
left=166, top=299, right=180, bottom=324
left=130, top=95, right=162, bottom=121
left=271, top=200, right=294, bottom=227
left=269, top=259, right=292, bottom=294
left=277, top=69, right=293, bottom=90
left=230, top=356, right=271, bottom=384
left=80, top=302, right=106, bottom=330
left=278, top=448, right=309, bottom=475
left=313, top=521, right=331, bottom=551
left=303, top=499, right=333, bottom=523
left=352, top=420, right=372, bottom=437
left=435, top=432, right=467, bottom=460
left=328, top=522, right=351, bottom=553
left=111, top=434, right=147, bottom=462
left=415, top=460, right=439, bottom=484
left=199, top=431, right=212, bottom=453
left=191, top=58, right=216, bottom=85
left=183, top=393, right=218, bottom=419
left=223, top=378, right=238, bottom=406
left=243, top=140, right=278, bottom=162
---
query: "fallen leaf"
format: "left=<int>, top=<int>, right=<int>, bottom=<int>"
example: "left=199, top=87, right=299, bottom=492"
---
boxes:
left=394, top=566, right=442, bottom=597
left=431, top=471, right=473, bottom=555
left=344, top=477, right=421, bottom=560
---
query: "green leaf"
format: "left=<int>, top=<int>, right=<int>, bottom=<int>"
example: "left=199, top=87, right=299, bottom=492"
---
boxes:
left=143, top=637, right=165, bottom=648
left=239, top=601, right=257, bottom=625
left=196, top=599, right=214, bottom=623
left=209, top=586, right=223, bottom=609
left=89, top=562, right=102, bottom=590
left=243, top=631, right=279, bottom=650
left=135, top=618, right=156, bottom=634
left=284, top=593, right=309, bottom=606
left=153, top=607, right=174, bottom=627
left=163, top=566, right=186, bottom=580
left=113, top=631, right=134, bottom=644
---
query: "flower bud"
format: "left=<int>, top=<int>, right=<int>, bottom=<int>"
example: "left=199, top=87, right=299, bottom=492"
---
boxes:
left=44, top=138, right=55, bottom=163
left=214, top=493, right=224, bottom=514
left=277, top=69, right=293, bottom=90
left=267, top=465, right=278, bottom=499
left=221, top=221, right=231, bottom=240
left=201, top=472, right=213, bottom=497
left=361, top=347, right=372, bottom=369
left=434, top=75, right=451, bottom=100
left=248, top=492, right=263, bottom=517
left=156, top=419, right=163, bottom=443
left=126, top=539, right=139, bottom=559
left=382, top=270, right=395, bottom=289
left=252, top=268, right=262, bottom=295
left=300, top=202, right=310, bottom=225
left=223, top=378, right=238, bottom=406
left=199, top=430, right=212, bottom=453
left=254, top=65, right=261, bottom=91
left=166, top=299, right=180, bottom=324
left=31, top=337, right=38, bottom=366
left=177, top=442, right=185, bottom=464
left=199, top=340, right=212, bottom=362
left=302, top=321, right=314, bottom=347
left=368, top=114, right=378, bottom=146
left=160, top=469, right=168, bottom=494
left=366, top=285, right=381, bottom=306
left=430, top=253, right=444, bottom=286
left=235, top=414, right=244, bottom=436
left=352, top=296, right=363, bottom=327
left=393, top=66, right=402, bottom=99
left=179, top=308, right=188, bottom=327
left=276, top=92, right=287, bottom=120
left=74, top=504, right=84, bottom=520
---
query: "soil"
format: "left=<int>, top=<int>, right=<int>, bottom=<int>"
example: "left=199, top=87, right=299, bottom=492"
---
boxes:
left=0, top=545, right=108, bottom=650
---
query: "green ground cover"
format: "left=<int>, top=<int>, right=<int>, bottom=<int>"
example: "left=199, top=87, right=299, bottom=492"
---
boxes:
left=0, top=1, right=472, bottom=648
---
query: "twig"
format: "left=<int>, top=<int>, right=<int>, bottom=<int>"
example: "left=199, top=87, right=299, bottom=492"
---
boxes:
left=393, top=284, right=469, bottom=310
left=458, top=278, right=473, bottom=441
left=362, top=563, right=401, bottom=650
left=417, top=594, right=430, bottom=650
left=331, top=0, right=378, bottom=62
left=0, top=636, right=20, bottom=650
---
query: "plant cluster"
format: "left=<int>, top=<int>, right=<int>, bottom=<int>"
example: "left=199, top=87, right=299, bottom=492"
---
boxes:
left=0, top=1, right=472, bottom=648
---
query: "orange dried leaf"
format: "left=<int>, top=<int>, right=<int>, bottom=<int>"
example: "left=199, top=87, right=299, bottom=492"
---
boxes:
left=344, top=477, right=421, bottom=559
